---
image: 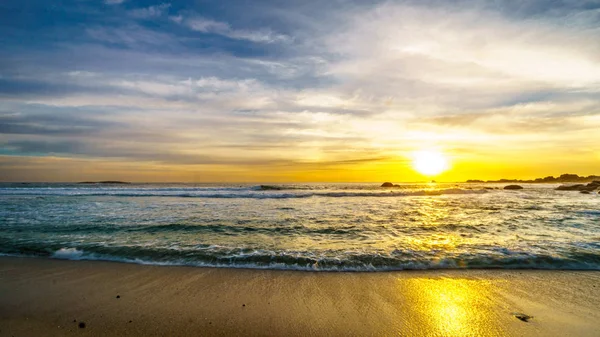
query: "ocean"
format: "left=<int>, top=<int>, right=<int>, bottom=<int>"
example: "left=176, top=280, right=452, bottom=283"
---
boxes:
left=1, top=183, right=598, bottom=271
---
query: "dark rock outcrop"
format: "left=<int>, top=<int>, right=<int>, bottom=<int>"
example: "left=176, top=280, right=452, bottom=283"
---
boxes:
left=556, top=184, right=585, bottom=191
left=504, top=185, right=523, bottom=190
left=556, top=181, right=599, bottom=192
left=381, top=182, right=403, bottom=187
left=466, top=174, right=600, bottom=184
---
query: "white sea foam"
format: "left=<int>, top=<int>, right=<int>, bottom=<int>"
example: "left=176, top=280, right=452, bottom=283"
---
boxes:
left=52, top=248, right=85, bottom=260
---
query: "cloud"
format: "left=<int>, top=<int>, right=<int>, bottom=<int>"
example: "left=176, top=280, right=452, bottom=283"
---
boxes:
left=86, top=25, right=175, bottom=47
left=1, top=0, right=600, bottom=181
left=104, top=0, right=126, bottom=4
left=129, top=3, right=171, bottom=19
left=321, top=2, right=600, bottom=98
left=4, top=140, right=86, bottom=155
left=172, top=15, right=291, bottom=44
left=0, top=108, right=120, bottom=136
left=419, top=101, right=600, bottom=134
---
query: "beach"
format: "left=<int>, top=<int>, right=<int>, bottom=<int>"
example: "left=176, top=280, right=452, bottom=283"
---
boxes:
left=3, top=0, right=600, bottom=335
left=1, top=257, right=599, bottom=336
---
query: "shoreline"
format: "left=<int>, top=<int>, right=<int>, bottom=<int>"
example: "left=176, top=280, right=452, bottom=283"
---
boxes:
left=2, top=254, right=600, bottom=273
left=1, top=257, right=599, bottom=336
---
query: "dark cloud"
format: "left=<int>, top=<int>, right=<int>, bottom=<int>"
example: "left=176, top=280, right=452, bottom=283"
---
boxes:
left=0, top=76, right=137, bottom=99
left=0, top=78, right=87, bottom=97
left=4, top=140, right=86, bottom=154
left=489, top=0, right=600, bottom=18
left=0, top=139, right=308, bottom=167
left=0, top=109, right=121, bottom=136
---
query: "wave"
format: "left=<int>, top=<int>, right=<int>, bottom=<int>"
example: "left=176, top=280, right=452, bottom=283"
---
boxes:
left=0, top=188, right=488, bottom=199
left=21, top=222, right=366, bottom=237
left=2, top=243, right=599, bottom=272
left=255, top=185, right=316, bottom=191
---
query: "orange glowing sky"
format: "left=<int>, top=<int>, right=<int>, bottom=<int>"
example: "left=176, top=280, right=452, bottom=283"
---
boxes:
left=1, top=1, right=599, bottom=182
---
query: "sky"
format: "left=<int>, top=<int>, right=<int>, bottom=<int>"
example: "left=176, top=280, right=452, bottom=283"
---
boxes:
left=1, top=0, right=599, bottom=182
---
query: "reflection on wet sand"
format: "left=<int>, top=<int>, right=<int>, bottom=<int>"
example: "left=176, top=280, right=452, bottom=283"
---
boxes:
left=401, top=277, right=505, bottom=336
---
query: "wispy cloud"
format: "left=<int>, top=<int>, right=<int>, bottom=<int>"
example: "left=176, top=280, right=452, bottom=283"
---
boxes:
left=86, top=25, right=175, bottom=47
left=172, top=15, right=291, bottom=44
left=104, top=0, right=126, bottom=5
left=129, top=3, right=171, bottom=19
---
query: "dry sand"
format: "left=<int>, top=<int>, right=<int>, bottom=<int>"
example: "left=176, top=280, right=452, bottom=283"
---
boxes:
left=1, top=257, right=599, bottom=336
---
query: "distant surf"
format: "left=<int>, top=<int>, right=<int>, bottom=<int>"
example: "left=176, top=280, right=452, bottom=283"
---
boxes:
left=0, top=185, right=488, bottom=198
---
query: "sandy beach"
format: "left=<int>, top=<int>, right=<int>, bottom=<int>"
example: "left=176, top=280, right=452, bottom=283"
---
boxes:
left=0, top=257, right=598, bottom=336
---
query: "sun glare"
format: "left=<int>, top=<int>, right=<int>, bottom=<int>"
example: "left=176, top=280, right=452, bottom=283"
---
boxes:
left=412, top=150, right=450, bottom=176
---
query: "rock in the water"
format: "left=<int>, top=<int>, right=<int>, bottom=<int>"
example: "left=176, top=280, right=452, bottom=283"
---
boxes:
left=78, top=322, right=86, bottom=329
left=581, top=190, right=591, bottom=194
left=381, top=182, right=394, bottom=187
left=556, top=184, right=584, bottom=191
left=504, top=185, right=523, bottom=190
left=588, top=181, right=600, bottom=190
left=556, top=182, right=599, bottom=191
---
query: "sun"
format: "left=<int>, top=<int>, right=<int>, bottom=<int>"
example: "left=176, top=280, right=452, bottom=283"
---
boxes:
left=412, top=150, right=450, bottom=176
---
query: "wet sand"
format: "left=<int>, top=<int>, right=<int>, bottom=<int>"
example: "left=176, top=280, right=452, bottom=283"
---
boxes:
left=1, top=257, right=599, bottom=336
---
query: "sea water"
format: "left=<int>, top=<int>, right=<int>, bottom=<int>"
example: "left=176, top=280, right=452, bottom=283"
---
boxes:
left=1, top=183, right=598, bottom=271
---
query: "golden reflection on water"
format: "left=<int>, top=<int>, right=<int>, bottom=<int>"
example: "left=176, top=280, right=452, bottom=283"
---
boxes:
left=415, top=197, right=450, bottom=226
left=404, top=197, right=466, bottom=252
left=402, top=277, right=501, bottom=336
left=406, top=235, right=461, bottom=251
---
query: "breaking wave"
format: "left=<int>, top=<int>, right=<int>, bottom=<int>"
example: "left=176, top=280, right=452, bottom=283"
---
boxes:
left=3, top=246, right=599, bottom=271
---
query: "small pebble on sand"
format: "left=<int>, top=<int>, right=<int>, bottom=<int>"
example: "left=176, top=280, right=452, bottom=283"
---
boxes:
left=512, top=313, right=533, bottom=322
